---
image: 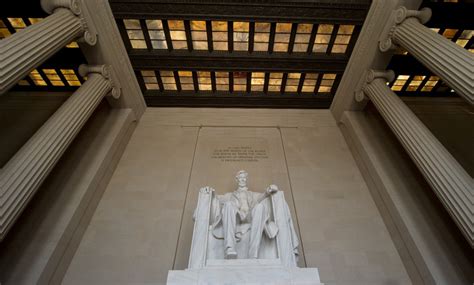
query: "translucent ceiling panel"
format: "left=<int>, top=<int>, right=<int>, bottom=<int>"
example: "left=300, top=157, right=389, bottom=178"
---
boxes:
left=216, top=72, right=229, bottom=91
left=285, top=73, right=300, bottom=92
left=234, top=22, right=249, bottom=51
left=254, top=22, right=270, bottom=52
left=191, top=20, right=208, bottom=50
left=168, top=20, right=187, bottom=50
left=274, top=23, right=291, bottom=52
left=251, top=72, right=265, bottom=91
left=178, top=71, right=194, bottom=90
left=212, top=21, right=228, bottom=51
left=43, top=69, right=64, bottom=86
left=391, top=75, right=409, bottom=91
left=318, top=73, right=336, bottom=92
left=198, top=71, right=212, bottom=91
left=302, top=73, right=318, bottom=92
left=332, top=25, right=354, bottom=54
left=160, top=71, right=177, bottom=90
left=313, top=24, right=333, bottom=53
left=61, top=69, right=81, bottom=86
left=141, top=70, right=159, bottom=90
left=294, top=24, right=312, bottom=52
left=124, top=19, right=146, bottom=49
left=268, top=73, right=283, bottom=92
left=233, top=72, right=247, bottom=91
left=147, top=19, right=167, bottom=50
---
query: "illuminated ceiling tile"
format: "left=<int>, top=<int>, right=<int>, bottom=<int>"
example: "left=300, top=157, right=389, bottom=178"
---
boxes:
left=179, top=71, right=192, bottom=77
left=338, top=25, right=354, bottom=34
left=234, top=22, right=249, bottom=32
left=66, top=41, right=79, bottom=48
left=214, top=42, right=227, bottom=51
left=255, top=33, right=269, bottom=42
left=398, top=75, right=410, bottom=80
left=255, top=22, right=270, bottom=32
left=293, top=44, right=308, bottom=52
left=391, top=85, right=403, bottom=91
left=8, top=18, right=26, bottom=28
left=442, top=29, right=457, bottom=39
left=331, top=44, right=347, bottom=53
left=146, top=83, right=159, bottom=90
left=315, top=34, right=330, bottom=44
left=276, top=23, right=292, bottom=33
left=318, top=86, right=332, bottom=92
left=146, top=20, right=163, bottom=30
left=413, top=75, right=426, bottom=81
left=459, top=30, right=472, bottom=39
left=313, top=44, right=328, bottom=53
left=234, top=32, right=249, bottom=42
left=323, top=74, right=336, bottom=80
left=124, top=19, right=140, bottom=29
left=288, top=73, right=300, bottom=79
left=335, top=35, right=351, bottom=44
left=170, top=30, right=186, bottom=40
left=212, top=21, right=227, bottom=31
left=191, top=20, right=206, bottom=31
left=28, top=18, right=43, bottom=24
left=193, top=41, right=208, bottom=50
left=130, top=40, right=147, bottom=49
left=274, top=43, right=288, bottom=52
left=151, top=40, right=167, bottom=49
left=317, top=24, right=333, bottom=34
left=168, top=20, right=185, bottom=30
left=297, top=24, right=312, bottom=33
left=143, top=76, right=157, bottom=83
left=254, top=43, right=268, bottom=51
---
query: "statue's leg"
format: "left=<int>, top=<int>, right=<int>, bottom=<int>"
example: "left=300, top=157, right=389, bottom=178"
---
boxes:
left=222, top=201, right=238, bottom=259
left=248, top=203, right=266, bottom=258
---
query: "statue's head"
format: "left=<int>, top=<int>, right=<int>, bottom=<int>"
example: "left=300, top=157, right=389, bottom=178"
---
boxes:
left=235, top=170, right=248, bottom=188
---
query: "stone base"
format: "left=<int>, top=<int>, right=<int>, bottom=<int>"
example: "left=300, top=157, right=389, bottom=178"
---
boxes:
left=167, top=267, right=322, bottom=285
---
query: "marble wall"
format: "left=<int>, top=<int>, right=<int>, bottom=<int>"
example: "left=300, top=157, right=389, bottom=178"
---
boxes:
left=63, top=108, right=411, bottom=285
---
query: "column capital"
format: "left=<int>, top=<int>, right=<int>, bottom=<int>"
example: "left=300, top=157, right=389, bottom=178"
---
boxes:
left=79, top=65, right=122, bottom=99
left=366, top=70, right=395, bottom=84
left=379, top=6, right=432, bottom=52
left=355, top=70, right=395, bottom=103
left=41, top=0, right=97, bottom=45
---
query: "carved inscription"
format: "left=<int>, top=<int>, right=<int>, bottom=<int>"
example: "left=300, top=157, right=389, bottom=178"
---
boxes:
left=211, top=146, right=268, bottom=162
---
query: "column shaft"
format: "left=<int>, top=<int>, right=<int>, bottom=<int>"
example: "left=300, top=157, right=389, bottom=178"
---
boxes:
left=0, top=73, right=112, bottom=240
left=392, top=18, right=474, bottom=104
left=0, top=8, right=84, bottom=94
left=363, top=79, right=474, bottom=245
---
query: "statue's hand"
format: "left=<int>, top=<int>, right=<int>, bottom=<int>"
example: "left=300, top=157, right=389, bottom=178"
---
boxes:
left=266, top=184, right=279, bottom=195
left=199, top=186, right=214, bottom=194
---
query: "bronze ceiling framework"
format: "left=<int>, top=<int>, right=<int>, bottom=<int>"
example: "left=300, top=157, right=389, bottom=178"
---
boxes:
left=3, top=0, right=473, bottom=108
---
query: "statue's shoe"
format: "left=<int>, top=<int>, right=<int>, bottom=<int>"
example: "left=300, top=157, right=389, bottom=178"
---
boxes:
left=225, top=248, right=237, bottom=259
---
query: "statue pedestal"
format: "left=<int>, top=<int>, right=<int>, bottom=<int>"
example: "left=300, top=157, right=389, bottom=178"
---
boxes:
left=167, top=266, right=322, bottom=284
left=167, top=181, right=323, bottom=284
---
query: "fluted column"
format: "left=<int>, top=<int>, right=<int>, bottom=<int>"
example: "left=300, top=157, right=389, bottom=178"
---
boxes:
left=0, top=0, right=98, bottom=94
left=0, top=65, right=120, bottom=241
left=379, top=7, right=474, bottom=105
left=356, top=70, right=474, bottom=246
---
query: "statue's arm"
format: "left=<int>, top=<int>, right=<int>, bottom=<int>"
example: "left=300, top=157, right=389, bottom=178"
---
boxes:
left=255, top=184, right=279, bottom=204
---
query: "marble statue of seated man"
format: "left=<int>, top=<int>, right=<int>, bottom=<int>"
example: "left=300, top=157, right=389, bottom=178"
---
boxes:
left=209, top=170, right=279, bottom=259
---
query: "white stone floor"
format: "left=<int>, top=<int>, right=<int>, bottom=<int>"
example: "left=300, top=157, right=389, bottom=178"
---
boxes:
left=63, top=108, right=411, bottom=285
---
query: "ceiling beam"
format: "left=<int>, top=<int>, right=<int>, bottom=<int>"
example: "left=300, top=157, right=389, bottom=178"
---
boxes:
left=129, top=50, right=348, bottom=72
left=423, top=2, right=474, bottom=29
left=144, top=92, right=333, bottom=108
left=109, top=0, right=369, bottom=24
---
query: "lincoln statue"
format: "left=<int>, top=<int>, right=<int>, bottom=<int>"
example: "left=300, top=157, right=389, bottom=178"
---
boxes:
left=209, top=170, right=279, bottom=259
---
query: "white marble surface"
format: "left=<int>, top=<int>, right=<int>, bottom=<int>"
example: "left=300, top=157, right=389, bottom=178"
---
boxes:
left=167, top=267, right=322, bottom=285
